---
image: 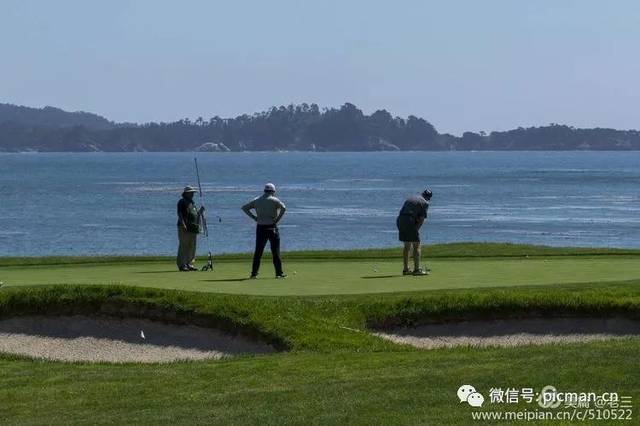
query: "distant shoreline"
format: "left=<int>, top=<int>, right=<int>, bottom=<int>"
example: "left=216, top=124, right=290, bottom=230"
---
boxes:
left=2, top=149, right=640, bottom=154
left=2, top=102, right=639, bottom=152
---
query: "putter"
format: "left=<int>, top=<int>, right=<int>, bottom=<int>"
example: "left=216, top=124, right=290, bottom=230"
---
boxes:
left=195, top=157, right=214, bottom=271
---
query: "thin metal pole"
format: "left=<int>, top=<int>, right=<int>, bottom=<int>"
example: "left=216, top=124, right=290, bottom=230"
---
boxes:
left=194, top=157, right=213, bottom=258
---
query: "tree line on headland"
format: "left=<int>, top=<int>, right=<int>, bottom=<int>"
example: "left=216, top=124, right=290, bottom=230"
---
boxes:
left=1, top=102, right=638, bottom=152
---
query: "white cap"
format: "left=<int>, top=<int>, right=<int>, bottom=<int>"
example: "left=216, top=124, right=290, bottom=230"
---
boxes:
left=264, top=183, right=276, bottom=192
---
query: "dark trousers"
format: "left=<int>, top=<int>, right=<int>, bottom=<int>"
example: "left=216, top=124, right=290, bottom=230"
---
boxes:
left=252, top=224, right=283, bottom=276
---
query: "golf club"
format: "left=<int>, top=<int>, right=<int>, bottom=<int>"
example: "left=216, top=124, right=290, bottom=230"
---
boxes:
left=194, top=157, right=214, bottom=271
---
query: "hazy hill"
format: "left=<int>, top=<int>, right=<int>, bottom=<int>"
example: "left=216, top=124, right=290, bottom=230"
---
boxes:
left=0, top=102, right=638, bottom=152
left=0, top=103, right=115, bottom=130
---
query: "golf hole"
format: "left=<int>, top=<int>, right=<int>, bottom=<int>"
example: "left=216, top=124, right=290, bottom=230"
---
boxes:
left=374, top=317, right=640, bottom=349
left=0, top=315, right=277, bottom=363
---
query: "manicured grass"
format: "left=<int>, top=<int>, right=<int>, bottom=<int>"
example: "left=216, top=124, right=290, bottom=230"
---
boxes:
left=1, top=244, right=639, bottom=296
left=1, top=244, right=639, bottom=424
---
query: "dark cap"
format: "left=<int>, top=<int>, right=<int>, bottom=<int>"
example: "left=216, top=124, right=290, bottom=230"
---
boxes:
left=422, top=188, right=433, bottom=199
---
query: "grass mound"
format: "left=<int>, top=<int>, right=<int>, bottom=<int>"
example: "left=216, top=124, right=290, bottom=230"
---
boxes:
left=365, top=281, right=640, bottom=330
left=0, top=285, right=288, bottom=352
left=2, top=279, right=640, bottom=354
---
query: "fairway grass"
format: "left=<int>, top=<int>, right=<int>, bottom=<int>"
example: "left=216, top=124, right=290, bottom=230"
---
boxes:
left=2, top=341, right=639, bottom=425
left=1, top=243, right=639, bottom=425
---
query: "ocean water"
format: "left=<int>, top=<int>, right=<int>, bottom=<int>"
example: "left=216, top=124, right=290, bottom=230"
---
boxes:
left=0, top=151, right=639, bottom=256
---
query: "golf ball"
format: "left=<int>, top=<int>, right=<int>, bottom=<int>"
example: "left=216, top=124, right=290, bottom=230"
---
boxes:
left=293, top=271, right=297, bottom=275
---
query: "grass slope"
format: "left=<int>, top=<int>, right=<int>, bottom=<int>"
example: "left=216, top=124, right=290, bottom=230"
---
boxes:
left=1, top=280, right=640, bottom=352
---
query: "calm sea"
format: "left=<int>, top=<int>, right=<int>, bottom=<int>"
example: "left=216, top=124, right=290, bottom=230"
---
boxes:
left=1, top=152, right=639, bottom=256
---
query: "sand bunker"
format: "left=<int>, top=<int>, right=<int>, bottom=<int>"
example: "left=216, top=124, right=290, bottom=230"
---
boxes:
left=0, top=315, right=276, bottom=363
left=375, top=317, right=640, bottom=349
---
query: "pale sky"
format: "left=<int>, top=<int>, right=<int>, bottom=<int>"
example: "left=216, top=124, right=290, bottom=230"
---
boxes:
left=1, top=0, right=639, bottom=134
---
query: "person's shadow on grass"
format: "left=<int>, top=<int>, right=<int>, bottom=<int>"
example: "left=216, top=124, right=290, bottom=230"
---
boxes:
left=361, top=275, right=399, bottom=279
left=203, top=278, right=250, bottom=283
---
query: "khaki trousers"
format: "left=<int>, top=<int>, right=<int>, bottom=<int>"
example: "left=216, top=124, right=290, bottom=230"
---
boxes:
left=177, top=227, right=197, bottom=268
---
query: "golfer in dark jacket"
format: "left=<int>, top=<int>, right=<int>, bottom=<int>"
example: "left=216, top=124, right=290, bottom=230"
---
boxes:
left=176, top=186, right=204, bottom=271
left=396, top=188, right=432, bottom=275
left=242, top=183, right=287, bottom=279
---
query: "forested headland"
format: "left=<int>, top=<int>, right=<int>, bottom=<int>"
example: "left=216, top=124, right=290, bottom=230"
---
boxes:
left=1, top=102, right=638, bottom=152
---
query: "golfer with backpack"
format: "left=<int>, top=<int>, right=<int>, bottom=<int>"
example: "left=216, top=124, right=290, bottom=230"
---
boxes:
left=396, top=188, right=432, bottom=275
left=176, top=186, right=205, bottom=271
left=242, top=183, right=287, bottom=279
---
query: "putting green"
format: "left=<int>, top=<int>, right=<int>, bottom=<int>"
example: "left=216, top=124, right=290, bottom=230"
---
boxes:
left=1, top=255, right=639, bottom=295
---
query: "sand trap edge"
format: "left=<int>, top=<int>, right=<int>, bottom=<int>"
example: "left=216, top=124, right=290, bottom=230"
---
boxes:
left=0, top=315, right=278, bottom=363
left=373, top=317, right=640, bottom=349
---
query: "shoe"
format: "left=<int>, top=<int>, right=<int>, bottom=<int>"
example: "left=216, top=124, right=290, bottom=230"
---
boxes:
left=402, top=269, right=413, bottom=276
left=249, top=275, right=258, bottom=279
left=276, top=274, right=287, bottom=279
left=187, top=265, right=198, bottom=271
left=412, top=268, right=429, bottom=276
left=179, top=266, right=190, bottom=272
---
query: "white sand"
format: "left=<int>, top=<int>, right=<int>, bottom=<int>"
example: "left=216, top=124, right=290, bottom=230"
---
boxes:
left=374, top=317, right=640, bottom=349
left=0, top=315, right=275, bottom=363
